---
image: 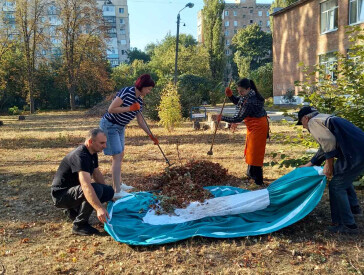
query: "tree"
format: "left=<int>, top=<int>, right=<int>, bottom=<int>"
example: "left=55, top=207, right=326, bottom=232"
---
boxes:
left=250, top=62, right=273, bottom=99
left=158, top=82, right=182, bottom=131
left=233, top=53, right=252, bottom=79
left=127, top=47, right=150, bottom=64
left=75, top=35, right=115, bottom=107
left=202, top=0, right=225, bottom=81
left=56, top=0, right=107, bottom=110
left=231, top=24, right=272, bottom=71
left=177, top=74, right=213, bottom=117
left=0, top=44, right=25, bottom=112
left=15, top=0, right=48, bottom=113
left=149, top=33, right=210, bottom=81
left=111, top=59, right=154, bottom=90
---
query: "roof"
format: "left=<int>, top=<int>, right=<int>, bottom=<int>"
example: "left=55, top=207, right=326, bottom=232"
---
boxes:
left=271, top=0, right=311, bottom=16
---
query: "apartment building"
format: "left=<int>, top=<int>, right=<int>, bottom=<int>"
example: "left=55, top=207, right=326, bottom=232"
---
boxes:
left=197, top=0, right=271, bottom=56
left=96, top=0, right=130, bottom=66
left=272, top=0, right=364, bottom=104
left=0, top=0, right=130, bottom=67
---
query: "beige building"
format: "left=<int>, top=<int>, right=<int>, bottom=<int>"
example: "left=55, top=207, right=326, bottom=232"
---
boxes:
left=272, top=0, right=364, bottom=104
left=198, top=0, right=271, bottom=56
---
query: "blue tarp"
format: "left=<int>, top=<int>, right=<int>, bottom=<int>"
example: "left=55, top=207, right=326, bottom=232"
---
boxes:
left=104, top=167, right=326, bottom=245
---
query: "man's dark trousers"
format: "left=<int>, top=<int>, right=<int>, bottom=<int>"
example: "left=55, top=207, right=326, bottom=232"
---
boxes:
left=52, top=183, right=114, bottom=225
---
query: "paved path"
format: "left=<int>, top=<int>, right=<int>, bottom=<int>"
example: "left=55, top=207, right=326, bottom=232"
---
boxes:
left=194, top=107, right=294, bottom=121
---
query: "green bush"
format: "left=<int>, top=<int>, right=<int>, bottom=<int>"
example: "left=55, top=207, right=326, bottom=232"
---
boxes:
left=158, top=82, right=182, bottom=131
left=177, top=74, right=214, bottom=117
left=250, top=62, right=273, bottom=99
left=8, top=106, right=20, bottom=115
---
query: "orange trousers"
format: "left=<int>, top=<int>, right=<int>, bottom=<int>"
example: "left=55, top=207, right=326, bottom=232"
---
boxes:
left=244, top=116, right=268, bottom=166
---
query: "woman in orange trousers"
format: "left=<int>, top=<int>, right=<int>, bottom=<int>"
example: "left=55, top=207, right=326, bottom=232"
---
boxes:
left=218, top=78, right=269, bottom=185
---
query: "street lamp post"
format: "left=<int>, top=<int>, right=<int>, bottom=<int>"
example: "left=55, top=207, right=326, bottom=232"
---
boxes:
left=174, top=2, right=194, bottom=85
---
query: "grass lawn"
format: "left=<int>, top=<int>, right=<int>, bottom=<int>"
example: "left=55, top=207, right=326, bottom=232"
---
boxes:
left=0, top=111, right=363, bottom=274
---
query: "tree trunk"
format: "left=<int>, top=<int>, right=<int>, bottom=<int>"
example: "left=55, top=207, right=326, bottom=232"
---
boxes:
left=30, top=94, right=35, bottom=114
left=69, top=85, right=76, bottom=110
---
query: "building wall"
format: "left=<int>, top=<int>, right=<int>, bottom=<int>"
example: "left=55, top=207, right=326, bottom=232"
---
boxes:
left=272, top=0, right=364, bottom=104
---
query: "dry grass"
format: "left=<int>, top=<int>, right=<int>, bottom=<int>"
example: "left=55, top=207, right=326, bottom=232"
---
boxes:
left=0, top=112, right=363, bottom=275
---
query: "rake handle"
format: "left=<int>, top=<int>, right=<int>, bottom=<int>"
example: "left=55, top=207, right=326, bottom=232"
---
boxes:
left=208, top=96, right=227, bottom=153
left=208, top=79, right=233, bottom=154
left=139, top=111, right=172, bottom=166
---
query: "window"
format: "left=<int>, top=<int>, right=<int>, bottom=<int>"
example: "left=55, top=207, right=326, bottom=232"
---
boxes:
left=225, top=21, right=229, bottom=27
left=243, top=25, right=246, bottom=28
left=120, top=39, right=127, bottom=45
left=258, top=11, right=262, bottom=16
left=234, top=29, right=238, bottom=34
left=267, top=20, right=270, bottom=27
left=250, top=20, right=253, bottom=23
left=119, top=8, right=124, bottom=14
left=259, top=20, right=263, bottom=26
left=226, top=40, right=230, bottom=46
left=266, top=11, right=270, bottom=16
left=320, top=0, right=338, bottom=33
left=120, top=28, right=126, bottom=34
left=234, top=21, right=238, bottom=26
left=119, top=18, right=124, bottom=24
left=225, top=49, right=230, bottom=55
left=319, top=52, right=337, bottom=81
left=225, top=30, right=229, bottom=36
left=225, top=11, right=229, bottom=16
left=349, top=0, right=364, bottom=24
left=121, top=50, right=126, bottom=55
left=250, top=9, right=253, bottom=13
left=243, top=14, right=246, bottom=18
left=233, top=11, right=237, bottom=16
left=48, top=5, right=57, bottom=15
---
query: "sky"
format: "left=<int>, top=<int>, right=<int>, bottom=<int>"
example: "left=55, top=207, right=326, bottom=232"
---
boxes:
left=128, top=0, right=274, bottom=51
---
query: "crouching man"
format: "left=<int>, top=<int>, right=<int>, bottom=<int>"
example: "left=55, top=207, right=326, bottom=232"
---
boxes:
left=297, top=107, right=364, bottom=234
left=51, top=128, right=114, bottom=236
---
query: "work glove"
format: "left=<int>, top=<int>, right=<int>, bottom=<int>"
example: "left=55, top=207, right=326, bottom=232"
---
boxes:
left=148, top=134, right=159, bottom=145
left=225, top=87, right=233, bottom=97
left=129, top=102, right=140, bottom=111
left=216, top=114, right=222, bottom=123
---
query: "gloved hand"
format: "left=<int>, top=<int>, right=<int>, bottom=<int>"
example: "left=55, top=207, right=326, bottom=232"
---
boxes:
left=216, top=114, right=222, bottom=123
left=129, top=102, right=140, bottom=111
left=225, top=87, right=233, bottom=97
left=148, top=134, right=159, bottom=145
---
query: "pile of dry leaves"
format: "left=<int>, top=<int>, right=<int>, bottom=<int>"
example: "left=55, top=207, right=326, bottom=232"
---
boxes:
left=134, top=160, right=238, bottom=214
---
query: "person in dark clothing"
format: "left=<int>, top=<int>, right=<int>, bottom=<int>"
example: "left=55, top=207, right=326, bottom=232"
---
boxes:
left=217, top=78, right=269, bottom=185
left=51, top=128, right=114, bottom=236
left=297, top=106, right=364, bottom=234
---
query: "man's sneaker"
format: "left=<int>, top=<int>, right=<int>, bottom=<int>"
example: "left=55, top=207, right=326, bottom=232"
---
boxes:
left=113, top=190, right=131, bottom=200
left=327, top=224, right=359, bottom=235
left=121, top=182, right=134, bottom=191
left=63, top=209, right=78, bottom=222
left=72, top=223, right=100, bottom=236
left=351, top=205, right=363, bottom=215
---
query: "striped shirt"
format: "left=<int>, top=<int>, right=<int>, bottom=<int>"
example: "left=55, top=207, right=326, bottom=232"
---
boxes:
left=103, top=86, right=143, bottom=127
left=222, top=90, right=266, bottom=123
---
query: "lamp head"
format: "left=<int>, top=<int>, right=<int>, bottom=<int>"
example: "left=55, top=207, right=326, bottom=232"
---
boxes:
left=186, top=3, right=194, bottom=8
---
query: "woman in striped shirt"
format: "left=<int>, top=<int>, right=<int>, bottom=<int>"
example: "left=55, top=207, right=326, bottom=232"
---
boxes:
left=99, top=74, right=158, bottom=199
